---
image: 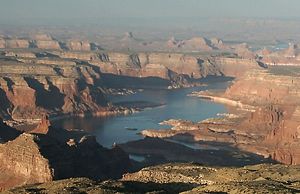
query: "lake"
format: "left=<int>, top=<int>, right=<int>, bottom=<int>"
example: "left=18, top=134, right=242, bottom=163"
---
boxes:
left=52, top=81, right=229, bottom=148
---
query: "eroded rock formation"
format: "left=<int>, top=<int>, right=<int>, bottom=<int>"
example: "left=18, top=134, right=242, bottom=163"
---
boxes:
left=0, top=58, right=109, bottom=120
left=0, top=121, right=130, bottom=191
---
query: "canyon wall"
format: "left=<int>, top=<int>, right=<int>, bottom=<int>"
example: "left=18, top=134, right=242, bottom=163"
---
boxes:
left=224, top=68, right=300, bottom=105
left=224, top=67, right=300, bottom=164
left=0, top=59, right=108, bottom=120
left=0, top=121, right=130, bottom=190
left=52, top=51, right=263, bottom=80
left=0, top=47, right=263, bottom=121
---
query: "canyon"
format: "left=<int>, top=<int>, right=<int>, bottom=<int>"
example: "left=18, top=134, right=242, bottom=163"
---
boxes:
left=1, top=31, right=300, bottom=193
left=0, top=35, right=263, bottom=123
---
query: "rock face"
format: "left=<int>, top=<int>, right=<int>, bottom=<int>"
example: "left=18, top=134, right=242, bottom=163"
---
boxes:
left=0, top=58, right=108, bottom=120
left=59, top=51, right=262, bottom=80
left=0, top=134, right=53, bottom=184
left=224, top=67, right=300, bottom=105
left=212, top=57, right=263, bottom=77
left=0, top=122, right=130, bottom=191
left=222, top=67, right=300, bottom=164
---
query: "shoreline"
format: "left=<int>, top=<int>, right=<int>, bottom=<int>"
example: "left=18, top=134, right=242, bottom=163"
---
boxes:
left=5, top=102, right=166, bottom=128
left=188, top=92, right=255, bottom=111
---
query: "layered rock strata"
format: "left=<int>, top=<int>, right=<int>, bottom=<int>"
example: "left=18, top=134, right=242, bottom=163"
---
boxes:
left=0, top=58, right=109, bottom=120
left=0, top=120, right=130, bottom=191
left=0, top=49, right=263, bottom=120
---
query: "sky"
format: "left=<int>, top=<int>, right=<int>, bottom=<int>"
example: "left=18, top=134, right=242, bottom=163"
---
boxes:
left=0, top=0, right=299, bottom=25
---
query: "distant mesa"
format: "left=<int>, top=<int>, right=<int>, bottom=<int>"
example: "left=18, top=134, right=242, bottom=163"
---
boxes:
left=65, top=40, right=92, bottom=51
left=234, top=43, right=256, bottom=59
left=122, top=32, right=138, bottom=41
left=284, top=43, right=297, bottom=58
left=166, top=36, right=228, bottom=51
left=30, top=33, right=54, bottom=41
left=125, top=32, right=134, bottom=39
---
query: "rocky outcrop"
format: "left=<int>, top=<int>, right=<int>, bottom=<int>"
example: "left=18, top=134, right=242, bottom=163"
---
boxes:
left=0, top=123, right=130, bottom=191
left=6, top=163, right=300, bottom=193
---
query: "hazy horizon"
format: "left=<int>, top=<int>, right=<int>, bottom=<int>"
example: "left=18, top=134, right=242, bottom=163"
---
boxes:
left=1, top=0, right=300, bottom=26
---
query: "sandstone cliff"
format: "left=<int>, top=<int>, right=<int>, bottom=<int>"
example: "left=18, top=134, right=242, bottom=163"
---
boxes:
left=0, top=58, right=109, bottom=120
left=223, top=67, right=300, bottom=164
left=0, top=121, right=130, bottom=191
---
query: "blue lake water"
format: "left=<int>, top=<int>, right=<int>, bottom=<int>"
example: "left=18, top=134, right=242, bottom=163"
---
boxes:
left=52, top=81, right=228, bottom=148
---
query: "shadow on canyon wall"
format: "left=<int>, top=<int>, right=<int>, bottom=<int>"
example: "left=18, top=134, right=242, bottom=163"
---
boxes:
left=101, top=73, right=233, bottom=89
left=101, top=73, right=171, bottom=89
